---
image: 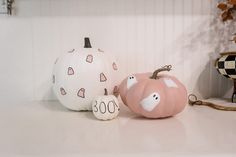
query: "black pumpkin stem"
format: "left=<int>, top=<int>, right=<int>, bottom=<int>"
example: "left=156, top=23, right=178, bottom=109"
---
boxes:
left=104, top=88, right=108, bottom=96
left=84, top=37, right=92, bottom=48
left=150, top=65, right=172, bottom=79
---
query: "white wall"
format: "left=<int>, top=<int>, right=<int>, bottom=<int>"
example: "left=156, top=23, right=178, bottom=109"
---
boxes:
left=0, top=0, right=233, bottom=102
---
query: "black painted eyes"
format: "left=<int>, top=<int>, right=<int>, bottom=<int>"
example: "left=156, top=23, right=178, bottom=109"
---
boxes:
left=129, top=76, right=135, bottom=79
left=153, top=94, right=159, bottom=100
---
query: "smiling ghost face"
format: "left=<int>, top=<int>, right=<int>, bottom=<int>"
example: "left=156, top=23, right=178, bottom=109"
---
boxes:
left=140, top=92, right=161, bottom=112
left=127, top=75, right=138, bottom=90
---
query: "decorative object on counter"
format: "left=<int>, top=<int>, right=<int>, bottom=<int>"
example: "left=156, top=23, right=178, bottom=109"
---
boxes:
left=215, top=52, right=236, bottom=102
left=92, top=88, right=120, bottom=120
left=0, top=0, right=14, bottom=15
left=52, top=37, right=119, bottom=111
left=119, top=65, right=187, bottom=119
left=188, top=94, right=236, bottom=111
left=215, top=2, right=236, bottom=102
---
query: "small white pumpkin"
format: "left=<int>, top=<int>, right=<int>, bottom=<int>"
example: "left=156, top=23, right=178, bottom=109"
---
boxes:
left=92, top=89, right=120, bottom=120
left=52, top=38, right=119, bottom=111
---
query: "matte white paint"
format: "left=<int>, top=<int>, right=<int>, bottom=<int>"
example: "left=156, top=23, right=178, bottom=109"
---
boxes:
left=140, top=92, right=160, bottom=112
left=126, top=75, right=138, bottom=90
left=52, top=47, right=119, bottom=111
left=92, top=95, right=120, bottom=120
left=163, top=78, right=178, bottom=88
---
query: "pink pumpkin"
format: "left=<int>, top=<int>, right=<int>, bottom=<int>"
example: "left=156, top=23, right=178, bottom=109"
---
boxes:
left=119, top=65, right=187, bottom=118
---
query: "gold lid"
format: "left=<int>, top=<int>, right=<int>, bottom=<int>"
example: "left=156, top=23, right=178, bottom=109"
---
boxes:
left=220, top=51, right=236, bottom=55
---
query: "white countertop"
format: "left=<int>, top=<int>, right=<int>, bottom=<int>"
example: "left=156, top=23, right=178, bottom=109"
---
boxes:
left=0, top=101, right=236, bottom=157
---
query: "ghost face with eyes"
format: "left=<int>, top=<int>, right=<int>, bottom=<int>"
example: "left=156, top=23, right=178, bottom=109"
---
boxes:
left=140, top=92, right=161, bottom=112
left=127, top=76, right=138, bottom=89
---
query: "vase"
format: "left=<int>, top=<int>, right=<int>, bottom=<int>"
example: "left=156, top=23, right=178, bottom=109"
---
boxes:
left=215, top=52, right=236, bottom=102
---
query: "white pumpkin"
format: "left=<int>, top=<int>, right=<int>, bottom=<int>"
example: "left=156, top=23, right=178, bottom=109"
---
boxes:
left=52, top=38, right=119, bottom=111
left=92, top=89, right=120, bottom=120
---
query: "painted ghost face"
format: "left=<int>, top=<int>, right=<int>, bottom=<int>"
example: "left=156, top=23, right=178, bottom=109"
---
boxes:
left=140, top=92, right=161, bottom=112
left=127, top=75, right=138, bottom=89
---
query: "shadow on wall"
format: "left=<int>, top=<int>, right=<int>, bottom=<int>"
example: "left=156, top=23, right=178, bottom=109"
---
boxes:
left=161, top=0, right=235, bottom=99
left=187, top=7, right=235, bottom=99
left=38, top=81, right=56, bottom=101
left=194, top=60, right=233, bottom=99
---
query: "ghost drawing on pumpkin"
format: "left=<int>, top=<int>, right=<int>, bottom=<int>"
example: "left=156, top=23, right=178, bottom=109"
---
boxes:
left=52, top=38, right=120, bottom=111
left=119, top=65, right=187, bottom=119
left=127, top=75, right=137, bottom=89
left=140, top=92, right=161, bottom=112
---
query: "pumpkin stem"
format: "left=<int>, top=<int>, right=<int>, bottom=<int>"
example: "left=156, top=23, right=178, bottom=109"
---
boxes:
left=104, top=88, right=108, bottom=95
left=84, top=37, right=92, bottom=48
left=150, top=65, right=172, bottom=79
left=113, top=86, right=119, bottom=98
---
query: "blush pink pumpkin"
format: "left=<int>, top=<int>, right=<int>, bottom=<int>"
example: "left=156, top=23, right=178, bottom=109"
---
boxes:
left=119, top=65, right=187, bottom=118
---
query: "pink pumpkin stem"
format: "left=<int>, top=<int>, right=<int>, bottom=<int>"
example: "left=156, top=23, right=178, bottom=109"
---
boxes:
left=150, top=65, right=172, bottom=79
